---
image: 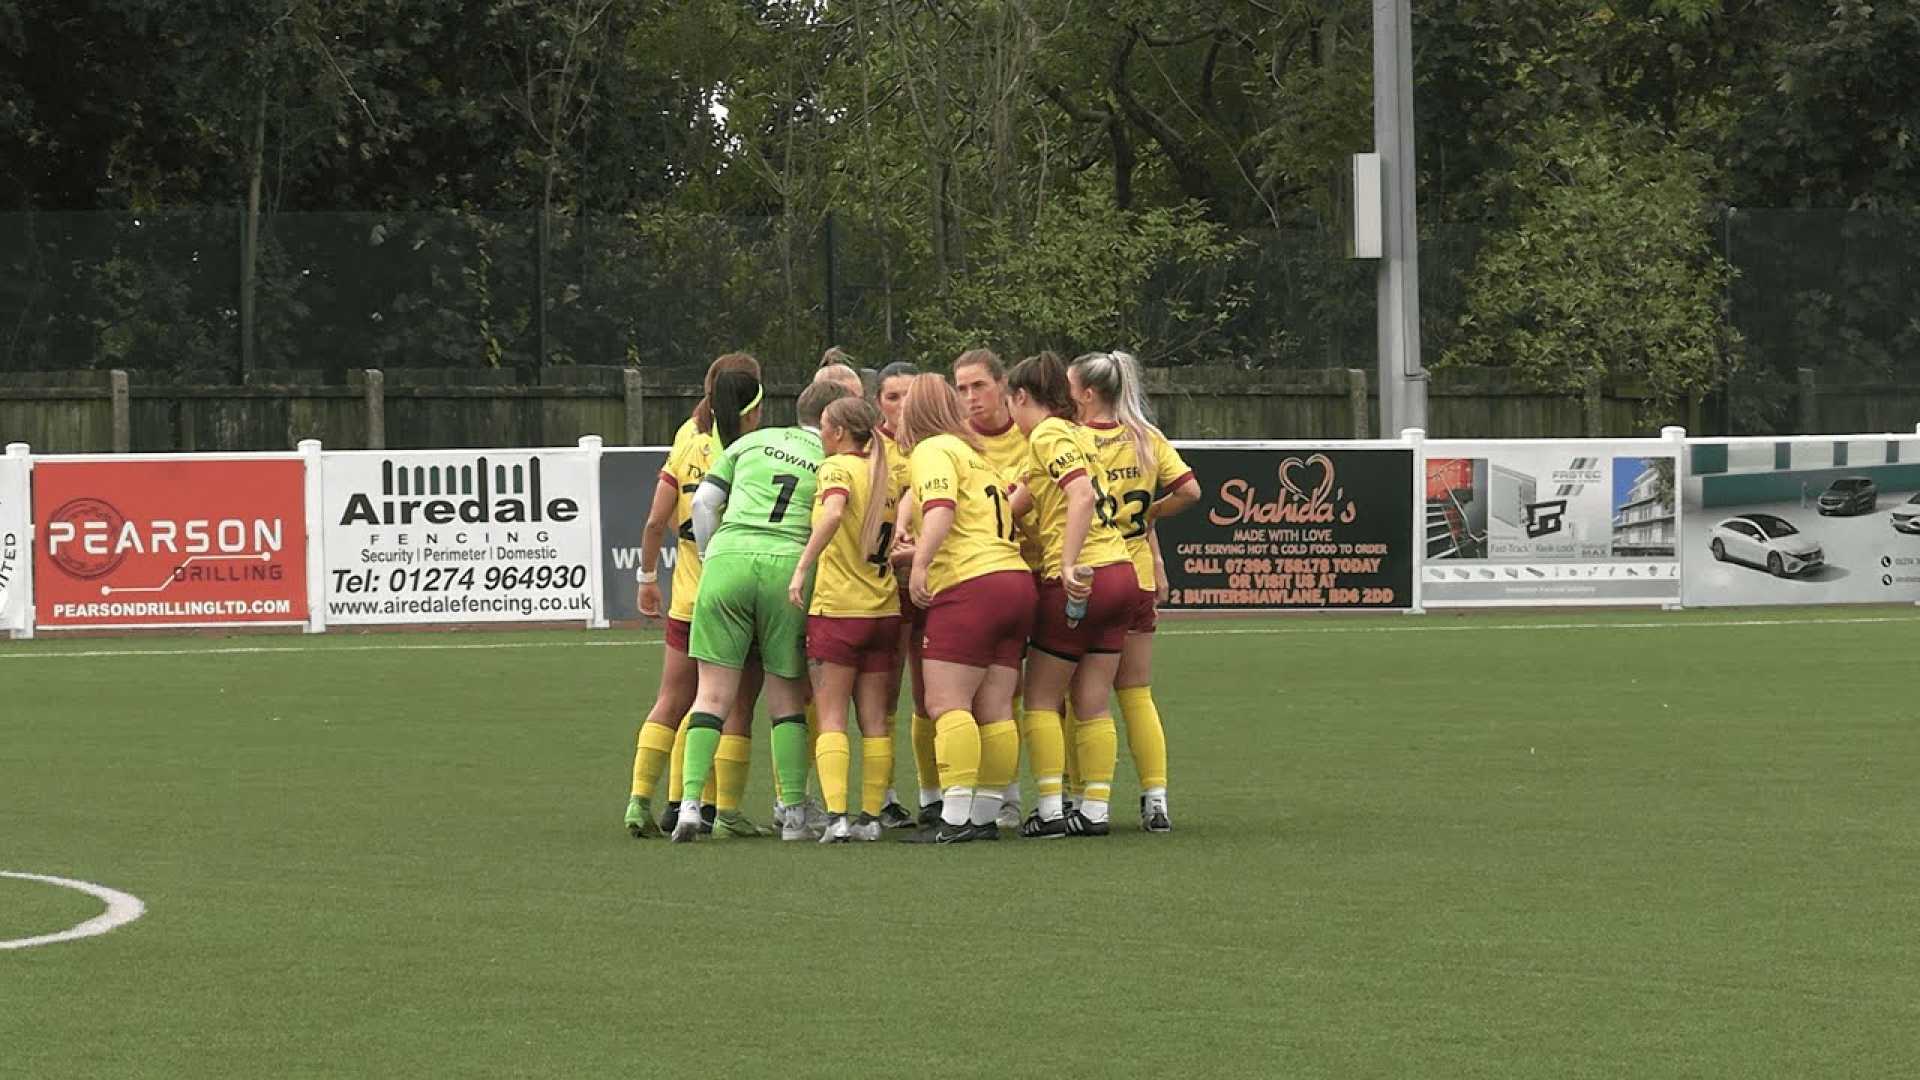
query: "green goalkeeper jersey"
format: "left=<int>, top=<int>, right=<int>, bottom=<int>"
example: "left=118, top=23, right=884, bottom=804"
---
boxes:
left=703, top=426, right=825, bottom=560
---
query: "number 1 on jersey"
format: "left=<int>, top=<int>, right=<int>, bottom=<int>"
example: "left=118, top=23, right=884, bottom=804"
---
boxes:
left=985, top=484, right=1011, bottom=541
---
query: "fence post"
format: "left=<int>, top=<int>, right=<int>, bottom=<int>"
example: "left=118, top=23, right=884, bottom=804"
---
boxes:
left=110, top=369, right=131, bottom=452
left=1797, top=367, right=1817, bottom=433
left=624, top=368, right=646, bottom=446
left=363, top=369, right=386, bottom=450
left=298, top=439, right=328, bottom=635
left=1661, top=425, right=1688, bottom=612
left=579, top=434, right=610, bottom=629
left=5, top=442, right=33, bottom=639
left=1400, top=426, right=1425, bottom=616
left=1583, top=382, right=1604, bottom=437
left=1347, top=368, right=1370, bottom=439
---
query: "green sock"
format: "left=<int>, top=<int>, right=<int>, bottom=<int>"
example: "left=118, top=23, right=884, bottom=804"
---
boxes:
left=680, top=715, right=724, bottom=805
left=771, top=715, right=810, bottom=806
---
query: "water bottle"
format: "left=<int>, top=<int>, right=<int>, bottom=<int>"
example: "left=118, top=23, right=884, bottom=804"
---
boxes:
left=1064, top=566, right=1093, bottom=628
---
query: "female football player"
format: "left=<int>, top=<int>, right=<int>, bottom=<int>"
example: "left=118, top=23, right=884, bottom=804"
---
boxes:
left=896, top=374, right=1036, bottom=843
left=1005, top=352, right=1140, bottom=838
left=625, top=355, right=768, bottom=838
left=874, top=362, right=935, bottom=827
left=952, top=348, right=1039, bottom=829
left=787, top=397, right=901, bottom=842
left=673, top=379, right=854, bottom=843
left=1071, top=351, right=1200, bottom=832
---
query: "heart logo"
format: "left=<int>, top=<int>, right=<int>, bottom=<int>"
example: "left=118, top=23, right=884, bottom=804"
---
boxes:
left=1278, top=454, right=1335, bottom=508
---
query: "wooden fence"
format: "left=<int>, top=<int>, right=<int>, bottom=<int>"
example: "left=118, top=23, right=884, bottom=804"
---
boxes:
left=1, top=366, right=1914, bottom=454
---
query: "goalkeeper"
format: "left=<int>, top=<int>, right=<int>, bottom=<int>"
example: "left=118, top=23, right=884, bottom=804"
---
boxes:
left=672, top=378, right=855, bottom=842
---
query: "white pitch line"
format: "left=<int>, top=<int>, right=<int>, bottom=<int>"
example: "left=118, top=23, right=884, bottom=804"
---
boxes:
left=0, top=871, right=146, bottom=951
left=2, top=613, right=1918, bottom=661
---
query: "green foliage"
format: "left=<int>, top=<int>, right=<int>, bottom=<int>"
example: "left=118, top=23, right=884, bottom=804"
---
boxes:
left=907, top=189, right=1248, bottom=362
left=2, top=0, right=1920, bottom=410
left=1443, top=114, right=1735, bottom=409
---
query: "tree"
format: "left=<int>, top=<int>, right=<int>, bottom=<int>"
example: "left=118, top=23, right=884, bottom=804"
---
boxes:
left=1442, top=113, right=1734, bottom=417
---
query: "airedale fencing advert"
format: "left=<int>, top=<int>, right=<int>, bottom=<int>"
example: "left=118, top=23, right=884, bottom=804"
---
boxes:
left=320, top=449, right=597, bottom=625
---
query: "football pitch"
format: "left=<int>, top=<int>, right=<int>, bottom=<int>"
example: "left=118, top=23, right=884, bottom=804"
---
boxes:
left=6, top=610, right=1919, bottom=1078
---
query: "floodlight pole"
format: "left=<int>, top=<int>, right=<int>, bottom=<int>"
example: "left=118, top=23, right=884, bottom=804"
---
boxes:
left=1374, top=0, right=1427, bottom=433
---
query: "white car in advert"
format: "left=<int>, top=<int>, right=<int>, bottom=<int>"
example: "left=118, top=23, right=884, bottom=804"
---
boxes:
left=1892, top=492, right=1920, bottom=535
left=1708, top=513, right=1824, bottom=577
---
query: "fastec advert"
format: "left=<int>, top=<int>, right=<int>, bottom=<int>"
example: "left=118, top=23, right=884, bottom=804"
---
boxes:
left=1, top=454, right=27, bottom=632
left=321, top=450, right=597, bottom=624
left=1422, top=440, right=1681, bottom=606
left=32, top=458, right=309, bottom=628
left=1156, top=445, right=1415, bottom=611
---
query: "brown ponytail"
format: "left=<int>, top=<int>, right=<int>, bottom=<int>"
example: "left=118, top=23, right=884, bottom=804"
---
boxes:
left=1006, top=351, right=1074, bottom=418
left=694, top=352, right=761, bottom=434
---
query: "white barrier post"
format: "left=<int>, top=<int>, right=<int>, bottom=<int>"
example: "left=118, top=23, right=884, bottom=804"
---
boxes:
left=579, top=435, right=610, bottom=629
left=1400, top=427, right=1426, bottom=615
left=298, top=439, right=328, bottom=635
left=1660, top=426, right=1687, bottom=611
left=5, top=442, right=34, bottom=640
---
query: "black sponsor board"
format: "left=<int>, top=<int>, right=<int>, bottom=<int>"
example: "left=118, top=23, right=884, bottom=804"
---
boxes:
left=599, top=448, right=671, bottom=621
left=1158, top=446, right=1415, bottom=611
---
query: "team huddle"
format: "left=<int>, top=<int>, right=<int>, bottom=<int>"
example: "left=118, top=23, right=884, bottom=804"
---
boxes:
left=622, top=347, right=1200, bottom=844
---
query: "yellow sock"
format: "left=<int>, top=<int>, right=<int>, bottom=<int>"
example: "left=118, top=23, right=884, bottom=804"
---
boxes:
left=715, top=733, right=752, bottom=814
left=977, top=720, right=1019, bottom=790
left=1062, top=700, right=1081, bottom=799
left=631, top=722, right=676, bottom=798
left=1019, top=708, right=1066, bottom=811
left=933, top=710, right=981, bottom=791
left=1117, top=686, right=1167, bottom=792
left=815, top=731, right=851, bottom=814
left=860, top=735, right=893, bottom=817
left=911, top=712, right=939, bottom=799
left=1074, top=713, right=1118, bottom=821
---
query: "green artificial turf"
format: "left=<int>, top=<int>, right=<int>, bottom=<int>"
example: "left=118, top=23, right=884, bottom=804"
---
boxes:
left=4, top=609, right=1918, bottom=1078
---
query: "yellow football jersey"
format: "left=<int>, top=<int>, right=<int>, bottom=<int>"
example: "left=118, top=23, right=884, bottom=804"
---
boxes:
left=672, top=413, right=699, bottom=453
left=660, top=433, right=713, bottom=622
left=809, top=450, right=902, bottom=617
left=970, top=416, right=1043, bottom=570
left=1084, top=421, right=1194, bottom=590
left=882, top=426, right=914, bottom=505
left=1025, top=416, right=1132, bottom=580
left=909, top=433, right=1028, bottom=596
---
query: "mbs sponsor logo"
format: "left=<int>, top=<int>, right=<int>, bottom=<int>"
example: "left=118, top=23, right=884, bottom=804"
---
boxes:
left=1208, top=454, right=1359, bottom=526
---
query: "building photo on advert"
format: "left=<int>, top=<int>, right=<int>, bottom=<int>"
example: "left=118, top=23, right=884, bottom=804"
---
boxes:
left=1682, top=437, right=1920, bottom=606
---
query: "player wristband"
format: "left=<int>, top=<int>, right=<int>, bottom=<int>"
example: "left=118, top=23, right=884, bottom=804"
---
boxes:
left=635, top=568, right=658, bottom=584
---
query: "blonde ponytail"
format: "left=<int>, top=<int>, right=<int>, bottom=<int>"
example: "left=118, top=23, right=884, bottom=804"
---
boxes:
left=1071, top=350, right=1160, bottom=479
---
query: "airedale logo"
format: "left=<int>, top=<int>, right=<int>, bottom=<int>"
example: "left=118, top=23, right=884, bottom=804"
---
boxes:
left=340, top=455, right=578, bottom=526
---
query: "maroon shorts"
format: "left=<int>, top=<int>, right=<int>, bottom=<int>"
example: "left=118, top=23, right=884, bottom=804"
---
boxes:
left=922, top=569, right=1037, bottom=670
left=807, top=614, right=902, bottom=674
left=1129, top=589, right=1158, bottom=634
left=1032, top=562, right=1141, bottom=660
